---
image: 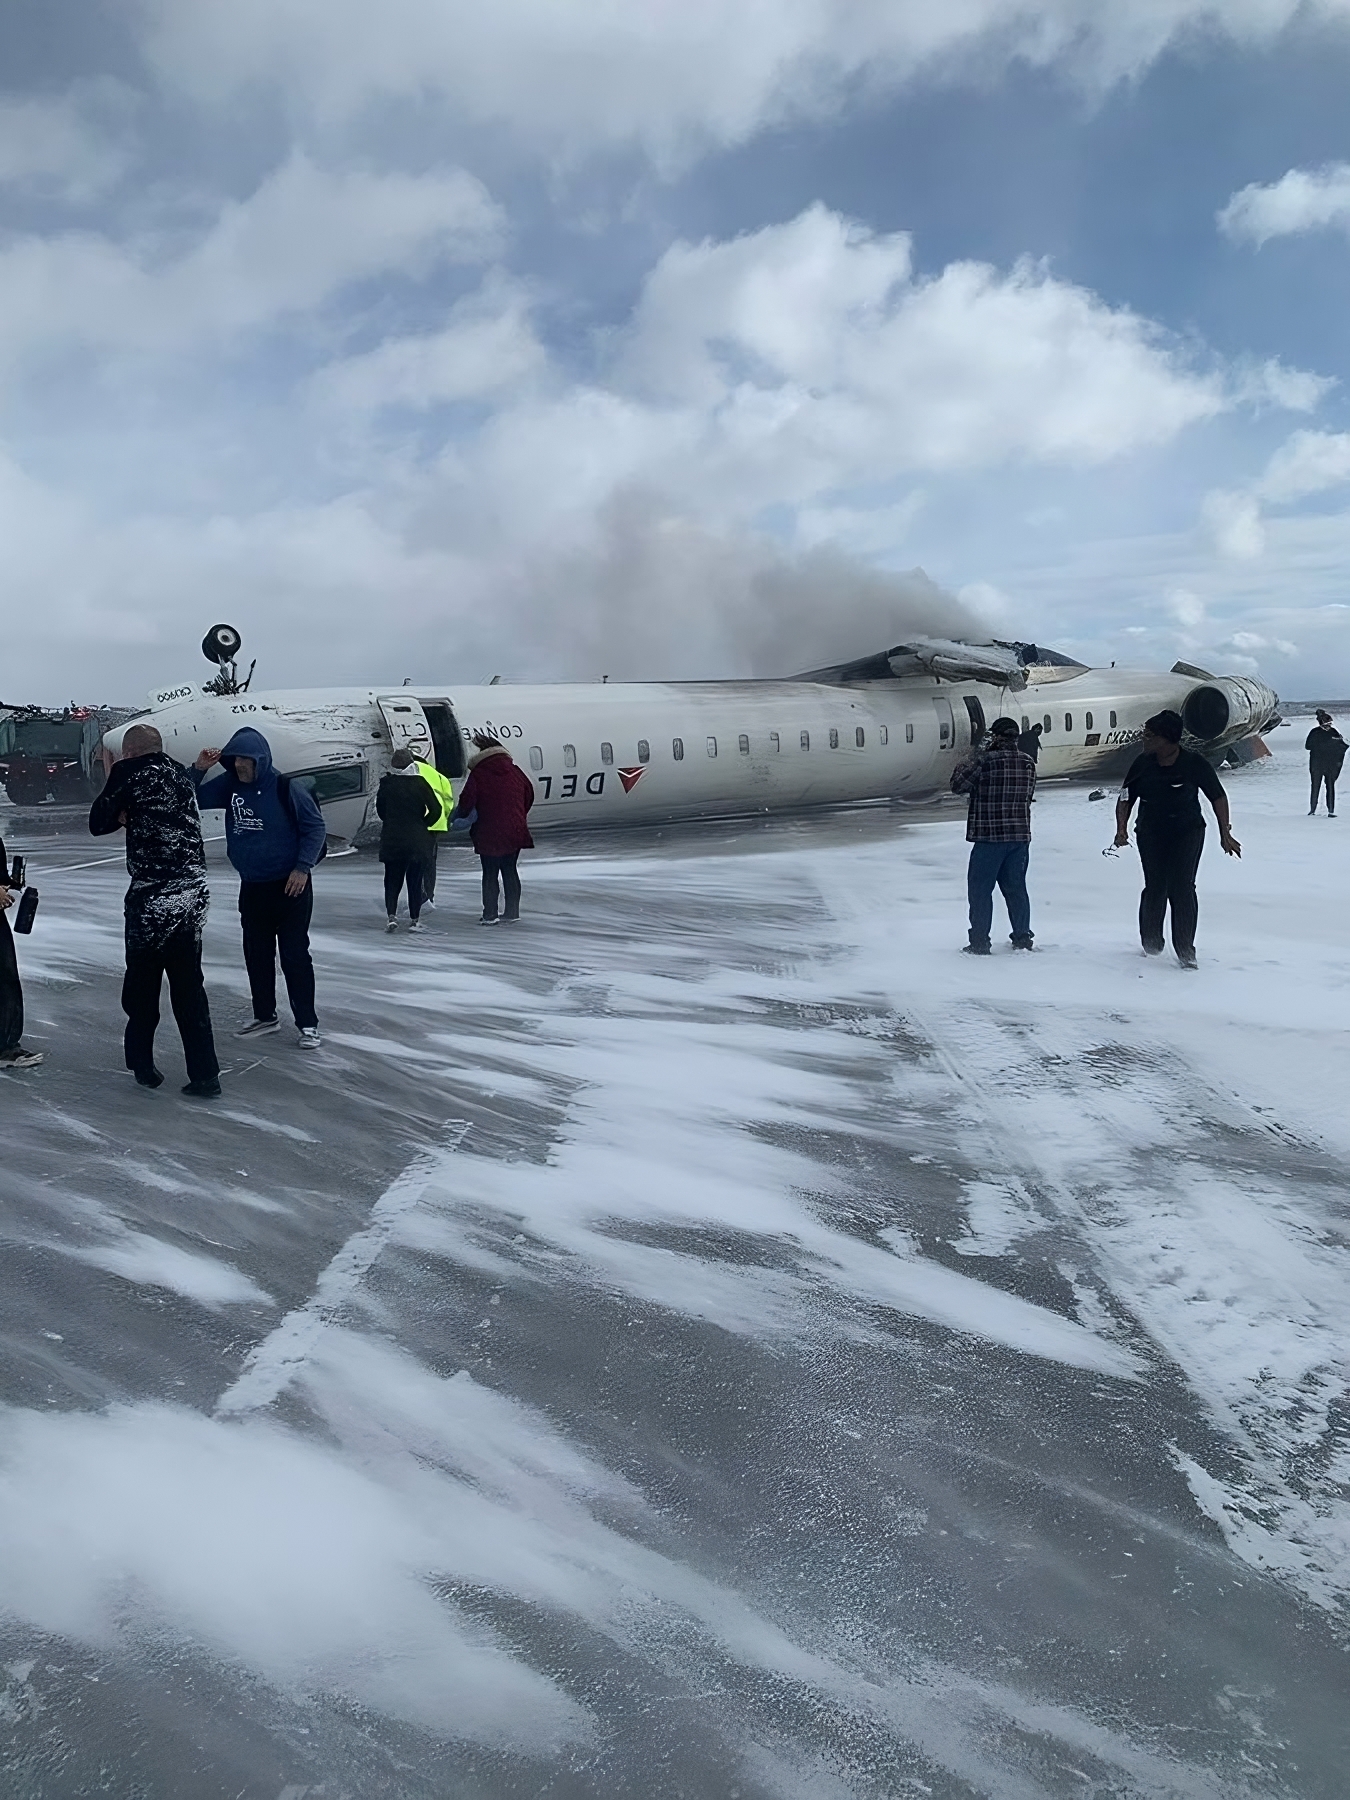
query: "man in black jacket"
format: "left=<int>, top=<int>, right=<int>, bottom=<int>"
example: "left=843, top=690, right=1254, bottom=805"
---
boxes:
left=0, top=839, right=42, bottom=1070
left=1305, top=709, right=1346, bottom=816
left=89, top=723, right=221, bottom=1095
left=375, top=749, right=442, bottom=932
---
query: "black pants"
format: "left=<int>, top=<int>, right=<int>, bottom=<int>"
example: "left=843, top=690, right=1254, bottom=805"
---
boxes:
left=1311, top=771, right=1337, bottom=813
left=1137, top=826, right=1205, bottom=956
left=383, top=859, right=425, bottom=921
left=480, top=853, right=521, bottom=921
left=0, top=910, right=23, bottom=1053
left=123, top=925, right=219, bottom=1081
left=239, top=879, right=317, bottom=1027
left=422, top=840, right=440, bottom=900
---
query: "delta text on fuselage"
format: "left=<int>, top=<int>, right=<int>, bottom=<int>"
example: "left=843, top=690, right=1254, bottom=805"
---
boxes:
left=101, top=638, right=1281, bottom=848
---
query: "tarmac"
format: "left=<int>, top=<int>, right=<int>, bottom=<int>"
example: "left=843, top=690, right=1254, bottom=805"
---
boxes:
left=0, top=752, right=1347, bottom=1799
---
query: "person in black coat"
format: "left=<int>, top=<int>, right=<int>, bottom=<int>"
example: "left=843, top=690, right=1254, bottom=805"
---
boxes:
left=1018, top=721, right=1043, bottom=765
left=1305, top=709, right=1347, bottom=816
left=0, top=838, right=42, bottom=1069
left=89, top=722, right=221, bottom=1095
left=375, top=748, right=442, bottom=931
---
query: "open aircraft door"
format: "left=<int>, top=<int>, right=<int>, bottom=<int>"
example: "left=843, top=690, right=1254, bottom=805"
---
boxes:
left=377, top=694, right=434, bottom=762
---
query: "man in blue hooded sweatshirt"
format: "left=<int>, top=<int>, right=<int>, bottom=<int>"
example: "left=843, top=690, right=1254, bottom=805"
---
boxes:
left=191, top=729, right=327, bottom=1047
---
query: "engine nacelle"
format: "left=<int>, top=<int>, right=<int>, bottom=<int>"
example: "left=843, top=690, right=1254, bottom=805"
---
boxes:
left=1181, top=676, right=1279, bottom=747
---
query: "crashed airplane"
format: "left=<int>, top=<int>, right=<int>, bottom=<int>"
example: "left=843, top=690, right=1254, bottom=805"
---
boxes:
left=100, top=627, right=1280, bottom=846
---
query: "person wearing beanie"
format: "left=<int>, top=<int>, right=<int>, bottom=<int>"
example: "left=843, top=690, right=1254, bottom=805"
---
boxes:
left=452, top=733, right=535, bottom=924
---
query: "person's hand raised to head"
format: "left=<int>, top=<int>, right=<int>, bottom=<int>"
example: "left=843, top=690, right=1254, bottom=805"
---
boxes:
left=194, top=747, right=223, bottom=771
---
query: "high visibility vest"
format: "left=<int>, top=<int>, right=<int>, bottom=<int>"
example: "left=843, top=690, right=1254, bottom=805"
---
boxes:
left=415, top=759, right=454, bottom=832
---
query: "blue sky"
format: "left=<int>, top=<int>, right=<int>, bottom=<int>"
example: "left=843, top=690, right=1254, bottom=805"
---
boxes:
left=3, top=1, right=1350, bottom=703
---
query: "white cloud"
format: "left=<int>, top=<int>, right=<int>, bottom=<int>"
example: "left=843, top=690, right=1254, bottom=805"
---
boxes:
left=310, top=278, right=544, bottom=416
left=1202, top=431, right=1350, bottom=560
left=1167, top=587, right=1206, bottom=628
left=1229, top=357, right=1335, bottom=413
left=615, top=207, right=1226, bottom=502
left=0, top=86, right=133, bottom=201
left=1219, top=162, right=1350, bottom=246
left=136, top=1, right=1350, bottom=166
left=1258, top=430, right=1350, bottom=504
left=0, top=155, right=502, bottom=366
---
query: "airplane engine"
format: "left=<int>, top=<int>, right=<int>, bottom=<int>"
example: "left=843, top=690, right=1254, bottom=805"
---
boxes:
left=1181, top=676, right=1278, bottom=748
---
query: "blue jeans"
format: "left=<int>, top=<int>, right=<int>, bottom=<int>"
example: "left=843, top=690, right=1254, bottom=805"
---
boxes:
left=967, top=841, right=1031, bottom=947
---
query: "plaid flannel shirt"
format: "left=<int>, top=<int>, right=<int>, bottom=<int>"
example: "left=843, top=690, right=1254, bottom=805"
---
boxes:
left=951, top=741, right=1036, bottom=842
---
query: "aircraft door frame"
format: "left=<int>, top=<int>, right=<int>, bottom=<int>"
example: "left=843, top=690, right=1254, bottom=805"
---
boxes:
left=962, top=694, right=986, bottom=747
left=932, top=695, right=955, bottom=753
left=376, top=694, right=434, bottom=762
left=419, top=699, right=467, bottom=779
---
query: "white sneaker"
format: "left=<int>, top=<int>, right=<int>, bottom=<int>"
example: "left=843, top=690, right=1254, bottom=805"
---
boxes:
left=0, top=1048, right=43, bottom=1070
left=298, top=1026, right=321, bottom=1049
left=235, top=1016, right=280, bottom=1038
left=422, top=897, right=436, bottom=910
left=408, top=919, right=424, bottom=934
left=385, top=918, right=398, bottom=933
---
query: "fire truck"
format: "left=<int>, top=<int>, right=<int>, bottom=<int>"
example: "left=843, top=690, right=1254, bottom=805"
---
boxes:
left=0, top=706, right=116, bottom=805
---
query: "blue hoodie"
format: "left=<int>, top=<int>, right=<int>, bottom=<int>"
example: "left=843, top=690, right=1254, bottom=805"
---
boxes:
left=191, top=727, right=326, bottom=883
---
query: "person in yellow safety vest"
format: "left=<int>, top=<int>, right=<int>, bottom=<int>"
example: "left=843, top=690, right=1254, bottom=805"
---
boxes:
left=413, top=753, right=455, bottom=908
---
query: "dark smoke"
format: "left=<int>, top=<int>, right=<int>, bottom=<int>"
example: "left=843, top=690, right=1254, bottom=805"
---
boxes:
left=499, top=488, right=984, bottom=682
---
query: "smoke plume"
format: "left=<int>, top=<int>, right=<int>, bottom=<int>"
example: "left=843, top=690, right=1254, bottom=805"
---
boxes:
left=496, top=488, right=984, bottom=682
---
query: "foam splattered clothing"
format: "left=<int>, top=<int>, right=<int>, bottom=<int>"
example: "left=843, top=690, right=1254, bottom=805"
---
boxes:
left=90, top=752, right=210, bottom=950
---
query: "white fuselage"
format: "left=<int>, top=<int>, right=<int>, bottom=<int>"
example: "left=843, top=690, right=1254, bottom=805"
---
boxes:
left=107, top=663, right=1272, bottom=845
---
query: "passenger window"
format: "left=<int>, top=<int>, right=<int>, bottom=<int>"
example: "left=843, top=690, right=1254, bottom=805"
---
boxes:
left=1042, top=715, right=1051, bottom=733
left=563, top=743, right=576, bottom=768
left=879, top=725, right=888, bottom=745
left=1065, top=714, right=1073, bottom=733
left=528, top=746, right=543, bottom=771
left=769, top=731, right=780, bottom=752
left=637, top=739, right=650, bottom=763
left=706, top=736, right=717, bottom=757
left=905, top=723, right=914, bottom=744
left=829, top=727, right=839, bottom=748
left=738, top=733, right=750, bottom=754
left=855, top=726, right=865, bottom=748
left=1085, top=712, right=1093, bottom=731
left=800, top=730, right=810, bottom=750
left=672, top=737, right=684, bottom=761
left=601, top=741, right=613, bottom=765
left=1110, top=710, right=1117, bottom=728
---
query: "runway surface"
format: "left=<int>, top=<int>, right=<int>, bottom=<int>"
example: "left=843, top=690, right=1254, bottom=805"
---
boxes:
left=1, top=743, right=1347, bottom=1798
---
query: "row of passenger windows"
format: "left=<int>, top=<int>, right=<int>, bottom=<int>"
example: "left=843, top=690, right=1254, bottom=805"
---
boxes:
left=1021, top=710, right=1118, bottom=734
left=527, top=725, right=895, bottom=770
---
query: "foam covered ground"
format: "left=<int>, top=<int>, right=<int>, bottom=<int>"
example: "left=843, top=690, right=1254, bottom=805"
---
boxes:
left=0, top=740, right=1346, bottom=1798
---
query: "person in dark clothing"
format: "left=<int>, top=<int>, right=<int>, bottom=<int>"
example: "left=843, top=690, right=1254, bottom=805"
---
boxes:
left=454, top=734, right=535, bottom=924
left=191, top=728, right=326, bottom=1047
left=89, top=723, right=220, bottom=1095
left=0, top=838, right=42, bottom=1070
left=950, top=716, right=1036, bottom=954
left=1114, top=709, right=1241, bottom=970
left=1018, top=721, right=1043, bottom=765
left=375, top=748, right=442, bottom=931
left=1305, top=709, right=1346, bottom=816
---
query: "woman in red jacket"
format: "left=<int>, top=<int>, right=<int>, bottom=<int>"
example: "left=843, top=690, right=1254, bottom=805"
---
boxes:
left=454, top=733, right=535, bottom=924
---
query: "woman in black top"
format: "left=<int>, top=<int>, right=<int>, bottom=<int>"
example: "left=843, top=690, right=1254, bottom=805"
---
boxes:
left=1113, top=710, right=1241, bottom=968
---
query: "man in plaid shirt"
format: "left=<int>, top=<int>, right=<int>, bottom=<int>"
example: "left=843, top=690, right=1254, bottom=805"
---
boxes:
left=950, top=715, right=1036, bottom=954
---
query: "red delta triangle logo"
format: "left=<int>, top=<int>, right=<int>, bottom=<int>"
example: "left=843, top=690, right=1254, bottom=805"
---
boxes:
left=617, top=767, right=646, bottom=793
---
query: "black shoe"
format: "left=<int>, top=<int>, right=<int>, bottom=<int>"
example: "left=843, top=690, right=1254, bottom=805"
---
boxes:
left=133, top=1066, right=165, bottom=1088
left=1009, top=935, right=1035, bottom=950
left=1142, top=940, right=1165, bottom=955
left=182, top=1077, right=222, bottom=1097
left=961, top=942, right=992, bottom=956
left=480, top=915, right=500, bottom=926
left=1176, top=950, right=1198, bottom=970
left=502, top=913, right=520, bottom=924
